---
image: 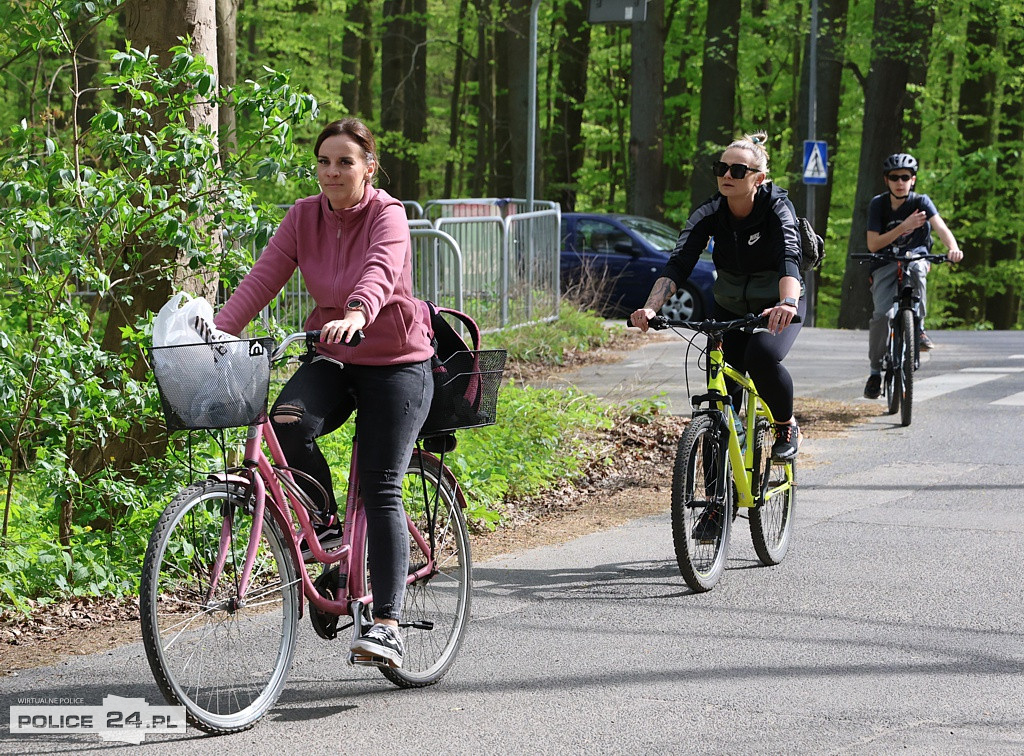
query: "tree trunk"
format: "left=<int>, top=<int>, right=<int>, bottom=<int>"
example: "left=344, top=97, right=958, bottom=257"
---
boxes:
left=836, top=0, right=934, bottom=329
left=65, top=0, right=222, bottom=541
left=216, top=0, right=238, bottom=156
left=472, top=0, right=495, bottom=197
left=546, top=0, right=591, bottom=211
left=690, top=0, right=740, bottom=209
left=400, top=0, right=427, bottom=201
left=380, top=0, right=408, bottom=193
left=493, top=1, right=531, bottom=198
left=988, top=36, right=1022, bottom=329
left=245, top=0, right=258, bottom=55
left=443, top=0, right=472, bottom=198
left=663, top=1, right=699, bottom=202
left=952, top=0, right=999, bottom=325
left=339, top=0, right=363, bottom=114
left=358, top=4, right=374, bottom=118
left=629, top=0, right=665, bottom=220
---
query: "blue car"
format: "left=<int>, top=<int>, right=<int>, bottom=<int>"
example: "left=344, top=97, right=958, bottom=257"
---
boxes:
left=560, top=212, right=716, bottom=320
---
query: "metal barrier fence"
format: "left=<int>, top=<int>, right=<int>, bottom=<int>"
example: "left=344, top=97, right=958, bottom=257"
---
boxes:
left=260, top=197, right=560, bottom=334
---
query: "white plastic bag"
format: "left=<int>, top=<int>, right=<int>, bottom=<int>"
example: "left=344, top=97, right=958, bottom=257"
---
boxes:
left=151, top=293, right=269, bottom=428
left=152, top=292, right=218, bottom=347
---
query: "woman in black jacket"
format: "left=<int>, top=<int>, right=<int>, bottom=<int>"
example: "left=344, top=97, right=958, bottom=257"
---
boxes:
left=630, top=131, right=804, bottom=460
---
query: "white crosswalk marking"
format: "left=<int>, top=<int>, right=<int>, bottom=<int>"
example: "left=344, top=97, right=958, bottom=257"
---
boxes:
left=913, top=371, right=1005, bottom=402
left=960, top=367, right=1024, bottom=373
left=992, top=391, right=1024, bottom=406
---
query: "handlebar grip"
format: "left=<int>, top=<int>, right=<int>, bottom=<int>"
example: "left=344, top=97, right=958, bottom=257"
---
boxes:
left=305, top=329, right=364, bottom=347
left=625, top=315, right=668, bottom=330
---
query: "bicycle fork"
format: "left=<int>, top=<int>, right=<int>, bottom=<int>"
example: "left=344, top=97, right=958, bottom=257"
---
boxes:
left=697, top=348, right=758, bottom=509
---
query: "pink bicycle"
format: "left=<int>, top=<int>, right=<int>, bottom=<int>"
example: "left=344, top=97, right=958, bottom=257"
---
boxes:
left=141, top=330, right=505, bottom=733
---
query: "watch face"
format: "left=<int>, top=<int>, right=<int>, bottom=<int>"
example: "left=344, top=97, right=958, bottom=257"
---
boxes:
left=347, top=300, right=363, bottom=311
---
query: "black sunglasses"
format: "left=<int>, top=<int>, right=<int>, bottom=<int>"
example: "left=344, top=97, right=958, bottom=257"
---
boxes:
left=712, top=161, right=761, bottom=179
left=887, top=173, right=915, bottom=182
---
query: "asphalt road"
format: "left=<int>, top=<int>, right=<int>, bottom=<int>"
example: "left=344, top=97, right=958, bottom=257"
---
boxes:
left=2, top=328, right=1023, bottom=754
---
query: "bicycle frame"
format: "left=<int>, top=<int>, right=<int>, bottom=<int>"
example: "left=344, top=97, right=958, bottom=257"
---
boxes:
left=700, top=336, right=791, bottom=509
left=208, top=374, right=465, bottom=623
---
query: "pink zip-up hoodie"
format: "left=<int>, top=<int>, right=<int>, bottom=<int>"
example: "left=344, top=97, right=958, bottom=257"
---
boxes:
left=214, top=186, right=433, bottom=366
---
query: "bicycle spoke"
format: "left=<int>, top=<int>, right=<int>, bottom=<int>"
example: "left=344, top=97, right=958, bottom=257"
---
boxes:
left=750, top=417, right=795, bottom=566
left=141, top=482, right=299, bottom=734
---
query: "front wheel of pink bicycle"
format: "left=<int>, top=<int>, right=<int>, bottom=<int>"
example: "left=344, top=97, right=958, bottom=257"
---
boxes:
left=140, top=481, right=300, bottom=733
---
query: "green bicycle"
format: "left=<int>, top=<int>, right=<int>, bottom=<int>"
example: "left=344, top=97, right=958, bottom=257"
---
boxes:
left=641, top=313, right=797, bottom=592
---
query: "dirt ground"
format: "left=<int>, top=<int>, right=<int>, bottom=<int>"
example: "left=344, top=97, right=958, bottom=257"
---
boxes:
left=0, top=331, right=881, bottom=676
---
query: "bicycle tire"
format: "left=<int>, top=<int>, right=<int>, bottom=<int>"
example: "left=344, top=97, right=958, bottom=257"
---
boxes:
left=671, top=414, right=732, bottom=592
left=380, top=454, right=471, bottom=687
left=899, top=308, right=915, bottom=427
left=140, top=481, right=299, bottom=734
left=749, top=417, right=795, bottom=566
left=884, top=341, right=900, bottom=416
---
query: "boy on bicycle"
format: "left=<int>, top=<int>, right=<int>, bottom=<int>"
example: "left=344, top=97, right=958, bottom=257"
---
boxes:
left=863, top=153, right=963, bottom=399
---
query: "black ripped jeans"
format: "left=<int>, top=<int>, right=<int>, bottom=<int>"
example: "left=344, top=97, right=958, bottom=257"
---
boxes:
left=715, top=300, right=805, bottom=424
left=271, top=357, right=432, bottom=622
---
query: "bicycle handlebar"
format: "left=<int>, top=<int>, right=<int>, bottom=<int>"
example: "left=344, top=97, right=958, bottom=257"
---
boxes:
left=271, top=328, right=363, bottom=362
left=627, top=313, right=802, bottom=333
left=850, top=249, right=952, bottom=265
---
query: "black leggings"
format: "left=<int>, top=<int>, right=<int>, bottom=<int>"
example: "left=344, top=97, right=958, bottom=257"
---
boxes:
left=271, top=357, right=432, bottom=621
left=715, top=300, right=805, bottom=423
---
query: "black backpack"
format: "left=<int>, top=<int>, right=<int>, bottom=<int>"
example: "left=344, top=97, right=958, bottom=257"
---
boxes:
left=419, top=301, right=505, bottom=437
left=797, top=216, right=825, bottom=273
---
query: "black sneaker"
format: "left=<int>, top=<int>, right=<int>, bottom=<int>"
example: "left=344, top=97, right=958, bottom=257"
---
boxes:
left=691, top=506, right=723, bottom=543
left=299, top=515, right=343, bottom=563
left=350, top=623, right=404, bottom=668
left=918, top=331, right=934, bottom=351
left=863, top=374, right=882, bottom=399
left=771, top=422, right=801, bottom=462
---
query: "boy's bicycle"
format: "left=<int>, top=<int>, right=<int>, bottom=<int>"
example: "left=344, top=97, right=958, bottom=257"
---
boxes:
left=141, top=330, right=505, bottom=734
left=632, top=314, right=797, bottom=593
left=851, top=248, right=951, bottom=427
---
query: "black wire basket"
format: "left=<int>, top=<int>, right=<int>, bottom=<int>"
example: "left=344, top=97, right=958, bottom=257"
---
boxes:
left=150, top=337, right=275, bottom=431
left=420, top=349, right=507, bottom=436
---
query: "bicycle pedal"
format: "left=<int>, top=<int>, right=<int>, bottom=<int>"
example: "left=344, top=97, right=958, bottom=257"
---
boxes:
left=348, top=651, right=395, bottom=669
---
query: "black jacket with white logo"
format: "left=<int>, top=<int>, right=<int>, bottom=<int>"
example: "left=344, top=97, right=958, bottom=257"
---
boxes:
left=663, top=182, right=803, bottom=314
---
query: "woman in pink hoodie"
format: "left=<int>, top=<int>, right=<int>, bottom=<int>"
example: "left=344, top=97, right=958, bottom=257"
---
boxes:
left=214, top=118, right=432, bottom=669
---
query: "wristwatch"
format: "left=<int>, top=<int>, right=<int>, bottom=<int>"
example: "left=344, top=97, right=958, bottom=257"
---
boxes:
left=346, top=299, right=364, bottom=312
left=778, top=297, right=798, bottom=307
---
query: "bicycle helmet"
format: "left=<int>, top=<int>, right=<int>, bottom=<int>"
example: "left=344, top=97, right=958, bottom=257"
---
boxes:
left=882, top=153, right=918, bottom=174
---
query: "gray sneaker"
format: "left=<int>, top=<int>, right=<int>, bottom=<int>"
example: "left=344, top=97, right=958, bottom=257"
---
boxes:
left=350, top=623, right=404, bottom=668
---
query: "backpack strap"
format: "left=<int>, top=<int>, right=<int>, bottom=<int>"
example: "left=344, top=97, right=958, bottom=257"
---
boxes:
left=425, top=301, right=481, bottom=351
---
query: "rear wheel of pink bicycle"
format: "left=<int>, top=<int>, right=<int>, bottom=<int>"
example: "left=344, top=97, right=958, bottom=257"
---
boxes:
left=140, top=481, right=299, bottom=733
left=380, top=453, right=471, bottom=687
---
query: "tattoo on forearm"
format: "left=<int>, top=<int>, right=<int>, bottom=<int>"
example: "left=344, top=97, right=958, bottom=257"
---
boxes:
left=645, top=278, right=677, bottom=310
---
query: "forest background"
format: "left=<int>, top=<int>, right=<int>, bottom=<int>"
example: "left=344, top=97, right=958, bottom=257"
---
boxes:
left=0, top=0, right=1022, bottom=613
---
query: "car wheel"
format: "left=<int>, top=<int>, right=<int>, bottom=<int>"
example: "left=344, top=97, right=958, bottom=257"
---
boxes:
left=660, top=284, right=704, bottom=322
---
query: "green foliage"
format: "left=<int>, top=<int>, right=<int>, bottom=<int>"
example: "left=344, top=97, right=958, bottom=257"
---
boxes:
left=444, top=385, right=613, bottom=527
left=0, top=9, right=323, bottom=614
left=486, top=306, right=612, bottom=365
